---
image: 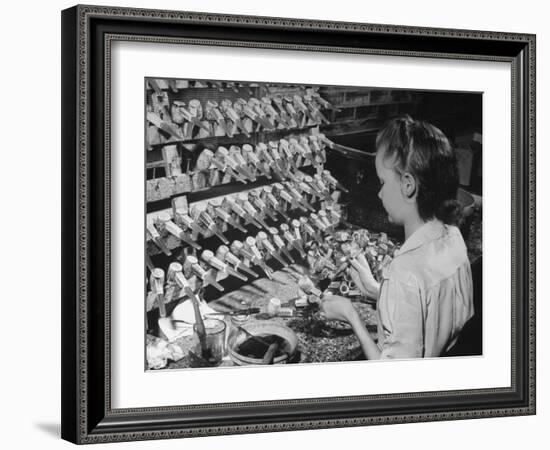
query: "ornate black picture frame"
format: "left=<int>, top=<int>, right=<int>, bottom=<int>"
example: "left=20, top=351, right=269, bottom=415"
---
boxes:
left=61, top=4, right=535, bottom=444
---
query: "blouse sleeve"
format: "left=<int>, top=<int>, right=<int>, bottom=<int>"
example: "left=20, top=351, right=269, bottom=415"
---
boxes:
left=379, top=277, right=425, bottom=359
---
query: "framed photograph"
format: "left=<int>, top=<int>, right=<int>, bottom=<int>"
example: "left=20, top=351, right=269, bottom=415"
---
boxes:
left=61, top=4, right=536, bottom=444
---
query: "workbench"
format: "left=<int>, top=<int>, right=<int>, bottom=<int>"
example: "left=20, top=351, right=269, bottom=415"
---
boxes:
left=165, top=266, right=378, bottom=369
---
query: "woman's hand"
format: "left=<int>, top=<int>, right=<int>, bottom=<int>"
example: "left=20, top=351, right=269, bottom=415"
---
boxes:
left=320, top=294, right=359, bottom=324
left=350, top=253, right=380, bottom=299
left=321, top=293, right=381, bottom=360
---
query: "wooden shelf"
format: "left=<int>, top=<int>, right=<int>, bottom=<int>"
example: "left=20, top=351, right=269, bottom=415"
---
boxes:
left=145, top=80, right=338, bottom=309
left=146, top=122, right=322, bottom=150
left=146, top=156, right=315, bottom=203
left=332, top=100, right=415, bottom=109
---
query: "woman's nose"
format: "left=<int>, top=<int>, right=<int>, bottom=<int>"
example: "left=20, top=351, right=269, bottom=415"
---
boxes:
left=378, top=189, right=382, bottom=200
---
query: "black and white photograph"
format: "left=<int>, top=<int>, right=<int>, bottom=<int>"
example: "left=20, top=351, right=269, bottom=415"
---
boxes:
left=56, top=2, right=537, bottom=445
left=144, top=78, right=483, bottom=370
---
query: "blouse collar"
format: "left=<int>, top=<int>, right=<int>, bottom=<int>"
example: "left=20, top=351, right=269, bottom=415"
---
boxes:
left=394, top=219, right=446, bottom=257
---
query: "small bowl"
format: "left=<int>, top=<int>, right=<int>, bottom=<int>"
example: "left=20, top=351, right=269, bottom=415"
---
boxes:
left=227, top=321, right=298, bottom=365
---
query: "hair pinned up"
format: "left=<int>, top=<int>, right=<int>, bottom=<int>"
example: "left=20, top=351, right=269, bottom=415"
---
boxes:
left=376, top=115, right=462, bottom=225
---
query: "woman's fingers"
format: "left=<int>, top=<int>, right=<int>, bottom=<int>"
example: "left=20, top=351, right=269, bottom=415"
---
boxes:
left=351, top=257, right=375, bottom=280
left=350, top=267, right=369, bottom=295
left=350, top=257, right=378, bottom=298
left=356, top=253, right=369, bottom=268
left=350, top=257, right=368, bottom=274
left=320, top=294, right=356, bottom=323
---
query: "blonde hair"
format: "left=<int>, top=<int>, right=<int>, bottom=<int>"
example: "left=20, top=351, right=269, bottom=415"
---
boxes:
left=376, top=115, right=462, bottom=225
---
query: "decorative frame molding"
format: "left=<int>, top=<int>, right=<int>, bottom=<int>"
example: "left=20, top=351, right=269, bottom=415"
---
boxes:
left=61, top=4, right=536, bottom=444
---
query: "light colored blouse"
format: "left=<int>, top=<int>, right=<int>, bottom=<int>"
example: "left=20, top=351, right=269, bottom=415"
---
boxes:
left=376, top=220, right=474, bottom=359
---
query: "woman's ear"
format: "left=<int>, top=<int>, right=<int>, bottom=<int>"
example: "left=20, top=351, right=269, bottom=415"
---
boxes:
left=400, top=172, right=417, bottom=201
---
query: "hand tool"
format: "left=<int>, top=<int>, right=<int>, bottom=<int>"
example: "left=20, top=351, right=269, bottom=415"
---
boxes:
left=300, top=136, right=321, bottom=169
left=237, top=98, right=273, bottom=130
left=196, top=209, right=229, bottom=244
left=248, top=98, right=276, bottom=130
left=150, top=268, right=176, bottom=341
left=283, top=95, right=302, bottom=126
left=155, top=212, right=201, bottom=249
left=260, top=97, right=287, bottom=127
left=285, top=181, right=315, bottom=211
left=205, top=100, right=233, bottom=137
left=146, top=111, right=182, bottom=141
left=298, top=276, right=323, bottom=297
left=274, top=183, right=306, bottom=212
left=224, top=196, right=263, bottom=229
left=241, top=144, right=272, bottom=179
left=201, top=249, right=248, bottom=281
left=216, top=146, right=252, bottom=181
left=297, top=216, right=318, bottom=242
left=220, top=99, right=251, bottom=137
left=249, top=189, right=277, bottom=221
left=312, top=174, right=333, bottom=200
left=210, top=203, right=247, bottom=233
left=303, top=94, right=331, bottom=124
left=236, top=193, right=270, bottom=229
left=280, top=223, right=306, bottom=258
left=230, top=240, right=256, bottom=264
left=271, top=95, right=297, bottom=128
left=171, top=100, right=211, bottom=132
left=256, top=143, right=285, bottom=179
left=173, top=208, right=209, bottom=237
left=216, top=245, right=259, bottom=278
left=229, top=145, right=256, bottom=181
left=288, top=137, right=311, bottom=167
left=305, top=89, right=339, bottom=110
left=262, top=186, right=290, bottom=221
left=167, top=262, right=202, bottom=305
left=173, top=307, right=261, bottom=320
left=146, top=223, right=173, bottom=255
left=318, top=210, right=333, bottom=230
left=268, top=227, right=295, bottom=264
left=323, top=169, right=349, bottom=193
left=256, top=231, right=287, bottom=266
left=185, top=255, right=224, bottom=292
left=310, top=212, right=328, bottom=233
left=308, top=134, right=327, bottom=164
left=293, top=94, right=317, bottom=123
left=244, top=237, right=274, bottom=279
left=278, top=138, right=299, bottom=171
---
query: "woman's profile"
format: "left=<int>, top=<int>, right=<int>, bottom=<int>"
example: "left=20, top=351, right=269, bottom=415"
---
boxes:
left=321, top=115, right=475, bottom=359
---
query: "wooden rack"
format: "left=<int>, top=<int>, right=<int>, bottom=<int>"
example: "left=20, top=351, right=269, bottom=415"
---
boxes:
left=145, top=79, right=342, bottom=314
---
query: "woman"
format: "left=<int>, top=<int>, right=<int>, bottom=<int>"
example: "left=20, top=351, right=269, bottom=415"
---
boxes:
left=322, top=116, right=474, bottom=359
